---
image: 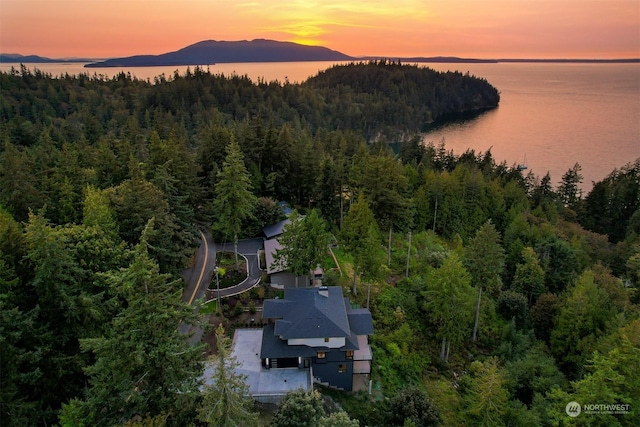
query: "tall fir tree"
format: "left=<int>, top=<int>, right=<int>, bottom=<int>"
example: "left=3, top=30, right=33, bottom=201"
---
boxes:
left=423, top=253, right=476, bottom=363
left=59, top=220, right=204, bottom=426
left=341, top=195, right=384, bottom=296
left=464, top=221, right=505, bottom=341
left=274, top=210, right=330, bottom=287
left=197, top=324, right=258, bottom=426
left=213, top=138, right=257, bottom=270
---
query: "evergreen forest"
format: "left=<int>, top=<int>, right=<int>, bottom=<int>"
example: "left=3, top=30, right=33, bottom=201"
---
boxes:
left=0, top=62, right=639, bottom=426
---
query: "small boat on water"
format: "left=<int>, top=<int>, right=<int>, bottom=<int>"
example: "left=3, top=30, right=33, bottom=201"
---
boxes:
left=517, top=154, right=528, bottom=171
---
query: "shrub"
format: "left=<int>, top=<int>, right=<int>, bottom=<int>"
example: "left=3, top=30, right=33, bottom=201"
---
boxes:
left=234, top=302, right=244, bottom=317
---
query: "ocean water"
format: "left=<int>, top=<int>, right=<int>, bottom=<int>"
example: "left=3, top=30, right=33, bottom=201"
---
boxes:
left=2, top=61, right=638, bottom=189
left=422, top=62, right=640, bottom=190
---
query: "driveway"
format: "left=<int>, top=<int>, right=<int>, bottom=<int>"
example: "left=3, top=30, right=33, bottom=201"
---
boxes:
left=180, top=233, right=264, bottom=345
left=212, top=238, right=264, bottom=298
left=202, top=328, right=311, bottom=402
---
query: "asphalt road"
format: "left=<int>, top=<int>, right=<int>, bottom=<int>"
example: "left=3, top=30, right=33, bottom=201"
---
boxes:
left=181, top=228, right=217, bottom=306
left=178, top=228, right=216, bottom=341
left=179, top=232, right=264, bottom=345
left=211, top=238, right=264, bottom=298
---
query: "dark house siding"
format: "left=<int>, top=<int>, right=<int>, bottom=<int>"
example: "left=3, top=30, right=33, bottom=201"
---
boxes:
left=311, top=350, right=353, bottom=391
left=261, top=287, right=373, bottom=392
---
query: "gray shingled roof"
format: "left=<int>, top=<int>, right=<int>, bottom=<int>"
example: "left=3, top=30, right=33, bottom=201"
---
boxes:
left=347, top=309, right=375, bottom=335
left=260, top=324, right=318, bottom=359
left=344, top=331, right=361, bottom=351
left=262, top=297, right=292, bottom=318
left=262, top=219, right=291, bottom=239
left=263, top=287, right=352, bottom=340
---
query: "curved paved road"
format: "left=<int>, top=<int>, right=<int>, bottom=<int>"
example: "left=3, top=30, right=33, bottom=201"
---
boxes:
left=181, top=228, right=217, bottom=306
left=180, top=232, right=265, bottom=344
left=211, top=238, right=264, bottom=298
left=179, top=228, right=216, bottom=343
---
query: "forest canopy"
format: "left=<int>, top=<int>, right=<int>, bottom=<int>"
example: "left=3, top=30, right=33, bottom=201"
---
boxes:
left=1, top=62, right=638, bottom=426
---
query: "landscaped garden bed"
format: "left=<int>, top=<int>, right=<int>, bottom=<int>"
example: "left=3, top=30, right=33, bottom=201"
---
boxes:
left=214, top=251, right=248, bottom=289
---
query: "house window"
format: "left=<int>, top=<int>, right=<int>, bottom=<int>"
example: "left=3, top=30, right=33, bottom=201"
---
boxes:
left=324, top=337, right=330, bottom=343
left=338, top=364, right=347, bottom=373
left=317, top=351, right=326, bottom=359
left=346, top=351, right=354, bottom=360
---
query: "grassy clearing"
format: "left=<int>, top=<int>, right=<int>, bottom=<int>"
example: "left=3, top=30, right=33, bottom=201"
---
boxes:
left=199, top=300, right=218, bottom=314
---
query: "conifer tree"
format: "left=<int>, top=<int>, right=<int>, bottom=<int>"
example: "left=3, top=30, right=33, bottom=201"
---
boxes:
left=464, top=221, right=505, bottom=341
left=550, top=269, right=616, bottom=378
left=315, top=155, right=343, bottom=226
left=341, top=195, right=384, bottom=295
left=557, top=163, right=583, bottom=209
left=197, top=324, right=258, bottom=427
left=512, top=246, right=545, bottom=304
left=274, top=210, right=329, bottom=287
left=59, top=221, right=204, bottom=426
left=465, top=358, right=509, bottom=427
left=213, top=138, right=257, bottom=270
left=423, top=253, right=476, bottom=363
left=0, top=257, right=42, bottom=427
left=356, top=153, right=412, bottom=265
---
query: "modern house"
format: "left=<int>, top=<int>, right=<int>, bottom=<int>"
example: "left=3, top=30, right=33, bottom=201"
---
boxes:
left=263, top=237, right=310, bottom=288
left=260, top=286, right=374, bottom=391
left=262, top=218, right=323, bottom=288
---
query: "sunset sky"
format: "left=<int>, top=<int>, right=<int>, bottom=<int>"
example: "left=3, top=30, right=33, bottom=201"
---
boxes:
left=1, top=0, right=638, bottom=59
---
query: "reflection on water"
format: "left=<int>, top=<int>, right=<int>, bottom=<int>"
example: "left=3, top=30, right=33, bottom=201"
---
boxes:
left=422, top=107, right=498, bottom=134
left=422, top=63, right=640, bottom=190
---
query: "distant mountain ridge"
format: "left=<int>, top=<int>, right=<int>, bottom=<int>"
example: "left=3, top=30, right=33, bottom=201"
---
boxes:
left=0, top=53, right=92, bottom=63
left=4, top=40, right=638, bottom=68
left=85, top=39, right=354, bottom=67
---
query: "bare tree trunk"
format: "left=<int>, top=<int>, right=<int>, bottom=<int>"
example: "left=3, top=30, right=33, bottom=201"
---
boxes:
left=339, top=183, right=344, bottom=230
left=472, top=286, right=482, bottom=342
left=352, top=269, right=357, bottom=296
left=233, top=232, right=239, bottom=271
left=405, top=230, right=412, bottom=278
left=445, top=340, right=451, bottom=364
left=387, top=226, right=392, bottom=266
left=440, top=337, right=446, bottom=360
left=432, top=196, right=438, bottom=232
left=366, top=282, right=371, bottom=309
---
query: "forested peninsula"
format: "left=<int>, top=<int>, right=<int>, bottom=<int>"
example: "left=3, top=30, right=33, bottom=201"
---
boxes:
left=1, top=62, right=638, bottom=426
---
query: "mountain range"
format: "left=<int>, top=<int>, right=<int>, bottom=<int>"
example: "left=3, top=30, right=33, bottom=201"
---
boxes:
left=2, top=39, right=637, bottom=67
left=85, top=39, right=353, bottom=67
left=0, top=53, right=93, bottom=63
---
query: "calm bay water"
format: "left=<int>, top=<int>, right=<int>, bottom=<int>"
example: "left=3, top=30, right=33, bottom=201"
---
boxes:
left=422, top=62, right=640, bottom=191
left=2, top=61, right=638, bottom=190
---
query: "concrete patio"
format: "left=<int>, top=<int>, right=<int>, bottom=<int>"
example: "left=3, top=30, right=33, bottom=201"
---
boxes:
left=203, top=328, right=312, bottom=403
